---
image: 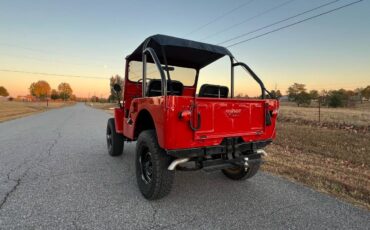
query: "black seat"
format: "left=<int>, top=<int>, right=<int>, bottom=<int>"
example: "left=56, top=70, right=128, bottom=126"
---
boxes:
left=146, top=79, right=184, bottom=97
left=198, top=84, right=229, bottom=98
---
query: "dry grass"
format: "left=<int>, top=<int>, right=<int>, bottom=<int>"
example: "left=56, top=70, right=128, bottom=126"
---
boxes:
left=0, top=101, right=74, bottom=122
left=86, top=102, right=116, bottom=114
left=263, top=104, right=370, bottom=210
left=263, top=141, right=370, bottom=210
left=272, top=122, right=369, bottom=165
left=279, top=102, right=370, bottom=127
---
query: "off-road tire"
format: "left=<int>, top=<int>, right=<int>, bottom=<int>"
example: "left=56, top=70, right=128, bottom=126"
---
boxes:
left=136, top=130, right=174, bottom=200
left=106, top=118, right=124, bottom=156
left=222, top=162, right=261, bottom=180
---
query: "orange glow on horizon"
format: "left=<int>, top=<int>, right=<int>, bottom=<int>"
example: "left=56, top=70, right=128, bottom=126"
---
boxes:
left=1, top=69, right=368, bottom=99
left=1, top=73, right=111, bottom=98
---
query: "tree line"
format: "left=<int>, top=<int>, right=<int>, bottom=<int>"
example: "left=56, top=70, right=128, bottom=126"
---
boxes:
left=0, top=86, right=9, bottom=97
left=2, top=78, right=369, bottom=107
left=84, top=75, right=123, bottom=103
left=284, top=83, right=370, bottom=108
left=28, top=80, right=74, bottom=101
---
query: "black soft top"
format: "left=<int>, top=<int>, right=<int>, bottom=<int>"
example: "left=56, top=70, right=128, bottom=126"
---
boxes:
left=126, top=34, right=233, bottom=69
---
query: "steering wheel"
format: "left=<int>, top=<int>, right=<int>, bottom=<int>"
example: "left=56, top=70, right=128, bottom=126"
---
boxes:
left=137, top=78, right=153, bottom=84
left=135, top=78, right=154, bottom=97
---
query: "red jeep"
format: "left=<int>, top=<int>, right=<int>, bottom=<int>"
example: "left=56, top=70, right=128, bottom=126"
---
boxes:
left=106, top=35, right=279, bottom=200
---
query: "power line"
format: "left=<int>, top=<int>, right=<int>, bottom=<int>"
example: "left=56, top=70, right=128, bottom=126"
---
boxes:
left=200, top=0, right=297, bottom=41
left=218, top=0, right=342, bottom=45
left=0, top=43, right=118, bottom=64
left=0, top=52, right=115, bottom=69
left=226, top=0, right=363, bottom=48
left=0, top=69, right=109, bottom=80
left=183, top=0, right=255, bottom=37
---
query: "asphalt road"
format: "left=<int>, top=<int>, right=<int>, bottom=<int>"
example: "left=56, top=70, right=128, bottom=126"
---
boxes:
left=0, top=103, right=369, bottom=230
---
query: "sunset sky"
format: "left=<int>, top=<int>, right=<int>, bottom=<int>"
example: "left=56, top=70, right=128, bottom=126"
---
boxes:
left=1, top=0, right=369, bottom=98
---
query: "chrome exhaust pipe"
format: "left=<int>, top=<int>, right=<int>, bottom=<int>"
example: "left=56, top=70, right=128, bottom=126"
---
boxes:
left=168, top=158, right=190, bottom=170
left=257, top=149, right=267, bottom=156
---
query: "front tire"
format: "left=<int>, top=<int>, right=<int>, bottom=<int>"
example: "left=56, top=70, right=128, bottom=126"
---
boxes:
left=222, top=162, right=261, bottom=180
left=136, top=130, right=174, bottom=200
left=106, top=118, right=124, bottom=156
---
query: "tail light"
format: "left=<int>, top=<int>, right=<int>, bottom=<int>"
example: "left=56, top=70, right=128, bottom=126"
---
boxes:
left=271, top=109, right=278, bottom=117
left=178, top=110, right=191, bottom=121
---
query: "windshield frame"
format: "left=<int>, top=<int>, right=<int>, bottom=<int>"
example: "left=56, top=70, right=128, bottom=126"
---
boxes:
left=127, top=61, right=198, bottom=87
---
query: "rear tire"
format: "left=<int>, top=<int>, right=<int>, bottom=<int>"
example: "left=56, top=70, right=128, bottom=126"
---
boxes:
left=136, top=130, right=174, bottom=200
left=222, top=162, right=261, bottom=180
left=106, top=118, right=124, bottom=156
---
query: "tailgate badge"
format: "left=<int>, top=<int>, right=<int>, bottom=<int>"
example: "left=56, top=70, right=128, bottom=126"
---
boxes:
left=225, top=109, right=241, bottom=118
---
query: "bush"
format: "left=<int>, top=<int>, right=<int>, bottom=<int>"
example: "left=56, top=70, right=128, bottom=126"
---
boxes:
left=287, top=83, right=311, bottom=106
left=295, top=91, right=311, bottom=107
left=328, top=90, right=348, bottom=108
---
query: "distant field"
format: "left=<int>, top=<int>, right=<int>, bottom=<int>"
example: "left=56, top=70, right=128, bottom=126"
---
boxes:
left=278, top=101, right=370, bottom=128
left=0, top=101, right=74, bottom=122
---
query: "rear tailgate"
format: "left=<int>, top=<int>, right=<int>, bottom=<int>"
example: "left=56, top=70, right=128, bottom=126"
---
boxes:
left=194, top=98, right=271, bottom=140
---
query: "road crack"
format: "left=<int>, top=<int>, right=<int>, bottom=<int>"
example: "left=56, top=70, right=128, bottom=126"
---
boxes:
left=0, top=113, right=72, bottom=210
left=0, top=178, right=20, bottom=209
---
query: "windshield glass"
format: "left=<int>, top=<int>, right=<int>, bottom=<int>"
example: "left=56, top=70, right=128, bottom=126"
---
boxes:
left=128, top=61, right=197, bottom=86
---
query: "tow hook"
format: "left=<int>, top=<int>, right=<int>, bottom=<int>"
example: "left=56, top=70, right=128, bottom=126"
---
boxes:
left=189, top=103, right=201, bottom=131
left=189, top=112, right=201, bottom=131
left=168, top=158, right=190, bottom=170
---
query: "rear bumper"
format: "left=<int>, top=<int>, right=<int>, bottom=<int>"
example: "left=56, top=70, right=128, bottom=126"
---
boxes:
left=166, top=139, right=272, bottom=158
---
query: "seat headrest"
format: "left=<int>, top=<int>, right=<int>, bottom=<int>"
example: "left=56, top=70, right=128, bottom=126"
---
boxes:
left=146, top=79, right=184, bottom=97
left=198, top=84, right=229, bottom=98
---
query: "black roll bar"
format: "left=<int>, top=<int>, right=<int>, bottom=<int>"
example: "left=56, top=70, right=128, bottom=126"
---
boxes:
left=142, top=47, right=167, bottom=97
left=232, top=62, right=271, bottom=99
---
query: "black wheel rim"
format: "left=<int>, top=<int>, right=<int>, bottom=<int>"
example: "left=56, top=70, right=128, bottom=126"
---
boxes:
left=107, top=127, right=112, bottom=152
left=139, top=148, right=153, bottom=184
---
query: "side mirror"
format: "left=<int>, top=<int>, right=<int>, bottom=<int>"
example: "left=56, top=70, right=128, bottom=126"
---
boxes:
left=113, top=83, right=122, bottom=93
left=112, top=83, right=122, bottom=108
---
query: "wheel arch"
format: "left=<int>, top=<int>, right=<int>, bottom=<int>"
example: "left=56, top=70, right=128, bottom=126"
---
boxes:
left=134, top=109, right=157, bottom=139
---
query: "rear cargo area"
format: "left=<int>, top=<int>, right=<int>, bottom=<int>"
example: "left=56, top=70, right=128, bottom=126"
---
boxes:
left=194, top=98, right=266, bottom=140
left=165, top=96, right=278, bottom=149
